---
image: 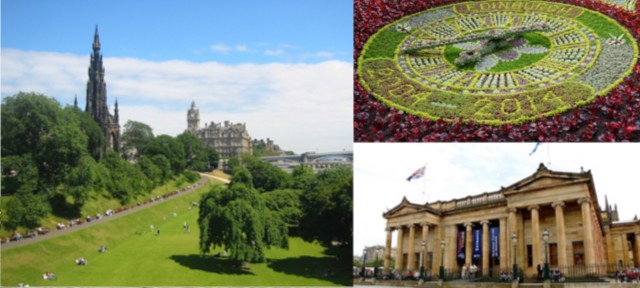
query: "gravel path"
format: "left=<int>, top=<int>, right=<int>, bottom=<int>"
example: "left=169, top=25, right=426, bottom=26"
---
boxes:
left=0, top=173, right=229, bottom=251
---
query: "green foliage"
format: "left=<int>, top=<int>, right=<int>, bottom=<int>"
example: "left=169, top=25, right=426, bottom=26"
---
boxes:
left=198, top=183, right=288, bottom=264
left=5, top=191, right=51, bottom=230
left=261, top=189, right=303, bottom=227
left=363, top=28, right=407, bottom=59
left=177, top=132, right=217, bottom=171
left=1, top=154, right=39, bottom=196
left=299, top=166, right=353, bottom=247
left=121, top=120, right=154, bottom=161
left=137, top=156, right=164, bottom=186
left=183, top=170, right=200, bottom=183
left=1, top=92, right=62, bottom=156
left=143, top=135, right=186, bottom=175
left=578, top=10, right=629, bottom=42
left=102, top=151, right=151, bottom=204
left=65, top=106, right=104, bottom=160
left=240, top=155, right=291, bottom=192
left=290, top=165, right=314, bottom=190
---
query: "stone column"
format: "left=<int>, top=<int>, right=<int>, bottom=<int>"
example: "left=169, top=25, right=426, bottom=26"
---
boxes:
left=529, top=205, right=541, bottom=270
left=552, top=201, right=567, bottom=267
left=422, top=223, right=430, bottom=271
left=508, top=208, right=517, bottom=268
left=465, top=222, right=473, bottom=266
left=481, top=220, right=490, bottom=276
left=621, top=234, right=630, bottom=266
left=407, top=224, right=416, bottom=271
left=578, top=198, right=595, bottom=265
left=395, top=226, right=404, bottom=271
left=635, top=234, right=640, bottom=268
left=500, top=217, right=507, bottom=271
left=384, top=227, right=394, bottom=275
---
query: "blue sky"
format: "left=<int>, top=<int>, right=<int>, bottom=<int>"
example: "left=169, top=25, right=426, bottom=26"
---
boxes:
left=1, top=0, right=351, bottom=63
left=2, top=0, right=353, bottom=154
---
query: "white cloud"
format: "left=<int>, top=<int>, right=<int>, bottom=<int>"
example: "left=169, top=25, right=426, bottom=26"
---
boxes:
left=1, top=48, right=353, bottom=153
left=235, top=44, right=251, bottom=52
left=354, top=143, right=640, bottom=254
left=303, top=51, right=335, bottom=59
left=265, top=49, right=285, bottom=56
left=210, top=43, right=231, bottom=53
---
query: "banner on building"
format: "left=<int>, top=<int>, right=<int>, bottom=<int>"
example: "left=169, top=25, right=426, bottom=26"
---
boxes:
left=457, top=230, right=465, bottom=260
left=472, top=228, right=482, bottom=259
left=490, top=226, right=499, bottom=259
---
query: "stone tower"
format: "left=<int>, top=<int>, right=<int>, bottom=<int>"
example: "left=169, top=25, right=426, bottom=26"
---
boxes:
left=86, top=26, right=120, bottom=153
left=187, top=101, right=200, bottom=132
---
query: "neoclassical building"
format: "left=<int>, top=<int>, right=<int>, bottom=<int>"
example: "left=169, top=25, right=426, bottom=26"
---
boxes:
left=186, top=101, right=252, bottom=159
left=382, top=164, right=640, bottom=278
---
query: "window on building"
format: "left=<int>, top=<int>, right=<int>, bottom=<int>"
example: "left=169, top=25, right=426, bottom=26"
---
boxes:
left=549, top=243, right=558, bottom=266
left=527, top=245, right=533, bottom=267
left=573, top=241, right=584, bottom=265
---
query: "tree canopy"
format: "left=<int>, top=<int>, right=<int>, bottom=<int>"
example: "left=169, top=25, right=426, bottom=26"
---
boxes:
left=121, top=120, right=154, bottom=161
left=198, top=167, right=288, bottom=264
left=1, top=92, right=205, bottom=229
left=298, top=166, right=353, bottom=248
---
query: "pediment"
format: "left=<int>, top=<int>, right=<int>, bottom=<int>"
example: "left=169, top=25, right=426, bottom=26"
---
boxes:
left=502, top=163, right=591, bottom=195
left=383, top=196, right=423, bottom=218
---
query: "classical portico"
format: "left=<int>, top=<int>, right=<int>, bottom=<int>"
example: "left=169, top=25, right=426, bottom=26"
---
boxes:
left=381, top=164, right=622, bottom=278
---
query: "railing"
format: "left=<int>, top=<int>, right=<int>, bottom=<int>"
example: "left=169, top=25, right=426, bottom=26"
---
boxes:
left=361, top=264, right=640, bottom=283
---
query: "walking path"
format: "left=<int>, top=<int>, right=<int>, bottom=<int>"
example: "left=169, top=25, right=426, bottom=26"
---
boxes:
left=0, top=173, right=229, bottom=251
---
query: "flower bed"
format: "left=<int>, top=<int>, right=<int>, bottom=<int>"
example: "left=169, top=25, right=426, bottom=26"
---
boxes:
left=354, top=0, right=640, bottom=141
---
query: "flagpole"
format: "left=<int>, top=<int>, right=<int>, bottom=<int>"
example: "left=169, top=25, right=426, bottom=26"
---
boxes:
left=547, top=144, right=551, bottom=167
left=422, top=163, right=427, bottom=204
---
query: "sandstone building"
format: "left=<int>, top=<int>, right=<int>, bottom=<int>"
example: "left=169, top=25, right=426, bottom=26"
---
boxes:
left=186, top=101, right=252, bottom=159
left=382, top=164, right=640, bottom=278
left=81, top=26, right=120, bottom=153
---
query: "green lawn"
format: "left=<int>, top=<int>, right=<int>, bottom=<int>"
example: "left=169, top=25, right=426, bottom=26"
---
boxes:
left=1, top=182, right=351, bottom=286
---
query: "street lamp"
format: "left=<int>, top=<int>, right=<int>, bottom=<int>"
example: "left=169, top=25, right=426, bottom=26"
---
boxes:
left=439, top=240, right=445, bottom=280
left=361, top=247, right=366, bottom=279
left=420, top=240, right=426, bottom=280
left=542, top=229, right=550, bottom=281
left=512, top=233, right=518, bottom=281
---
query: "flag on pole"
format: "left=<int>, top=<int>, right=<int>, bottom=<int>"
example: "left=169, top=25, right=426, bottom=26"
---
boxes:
left=529, top=142, right=541, bottom=156
left=407, top=166, right=426, bottom=182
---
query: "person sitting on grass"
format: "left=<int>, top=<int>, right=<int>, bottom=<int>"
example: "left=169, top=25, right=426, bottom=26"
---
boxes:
left=43, top=271, right=56, bottom=280
left=75, top=257, right=88, bottom=266
left=99, top=245, right=107, bottom=253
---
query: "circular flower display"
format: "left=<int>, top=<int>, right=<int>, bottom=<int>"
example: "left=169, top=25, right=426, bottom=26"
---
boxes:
left=358, top=0, right=638, bottom=125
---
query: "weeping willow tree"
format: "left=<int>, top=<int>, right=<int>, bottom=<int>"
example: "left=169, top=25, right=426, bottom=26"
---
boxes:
left=198, top=167, right=288, bottom=265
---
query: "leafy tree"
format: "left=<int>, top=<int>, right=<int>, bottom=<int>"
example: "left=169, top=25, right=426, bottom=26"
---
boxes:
left=5, top=191, right=51, bottom=229
left=35, top=121, right=89, bottom=186
left=102, top=151, right=151, bottom=204
left=150, top=154, right=173, bottom=182
left=224, top=157, right=241, bottom=174
left=121, top=120, right=154, bottom=161
left=240, top=155, right=291, bottom=192
left=63, top=155, right=100, bottom=206
left=290, top=164, right=314, bottom=190
left=299, top=166, right=352, bottom=247
left=137, top=156, right=163, bottom=185
left=65, top=106, right=104, bottom=160
left=1, top=154, right=39, bottom=196
left=177, top=132, right=212, bottom=171
left=204, top=147, right=219, bottom=170
left=261, top=189, right=302, bottom=228
left=143, top=135, right=186, bottom=175
left=198, top=167, right=288, bottom=265
left=1, top=92, right=62, bottom=156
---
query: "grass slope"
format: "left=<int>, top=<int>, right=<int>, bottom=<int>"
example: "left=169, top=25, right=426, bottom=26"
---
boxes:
left=1, top=181, right=351, bottom=286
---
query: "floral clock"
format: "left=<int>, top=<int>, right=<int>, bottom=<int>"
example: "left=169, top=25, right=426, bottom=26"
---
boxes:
left=358, top=0, right=638, bottom=125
